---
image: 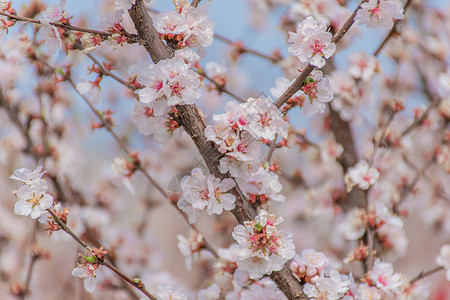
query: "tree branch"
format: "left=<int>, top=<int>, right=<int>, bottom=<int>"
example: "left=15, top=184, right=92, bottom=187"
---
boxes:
left=127, top=1, right=304, bottom=298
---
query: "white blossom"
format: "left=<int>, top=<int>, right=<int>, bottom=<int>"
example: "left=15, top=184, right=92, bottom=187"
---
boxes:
left=136, top=57, right=201, bottom=116
left=288, top=16, right=336, bottom=68
left=344, top=160, right=380, bottom=192
left=71, top=263, right=99, bottom=293
left=436, top=244, right=450, bottom=281
left=232, top=210, right=295, bottom=279
left=356, top=0, right=404, bottom=29
left=177, top=168, right=236, bottom=223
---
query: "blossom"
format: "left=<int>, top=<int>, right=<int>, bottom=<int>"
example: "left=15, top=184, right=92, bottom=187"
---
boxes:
left=240, top=280, right=287, bottom=300
left=303, top=270, right=352, bottom=300
left=198, top=283, right=221, bottom=300
left=244, top=96, right=289, bottom=140
left=10, top=166, right=53, bottom=219
left=155, top=284, right=188, bottom=300
left=131, top=103, right=182, bottom=143
left=344, top=160, right=380, bottom=192
left=290, top=249, right=329, bottom=281
left=241, top=166, right=285, bottom=204
left=71, top=262, right=99, bottom=293
left=356, top=283, right=382, bottom=300
left=177, top=167, right=236, bottom=223
left=111, top=157, right=135, bottom=194
left=76, top=81, right=101, bottom=104
left=329, top=71, right=361, bottom=121
left=80, top=33, right=104, bottom=53
left=14, top=185, right=54, bottom=219
left=319, top=140, right=344, bottom=163
left=154, top=3, right=214, bottom=51
left=347, top=52, right=381, bottom=82
left=1, top=1, right=11, bottom=11
left=438, top=70, right=450, bottom=98
left=232, top=210, right=295, bottom=279
left=337, top=208, right=366, bottom=241
left=301, top=70, right=334, bottom=114
left=115, top=0, right=135, bottom=10
left=39, top=0, right=66, bottom=25
left=436, top=244, right=450, bottom=280
left=38, top=0, right=66, bottom=53
left=177, top=231, right=204, bottom=270
left=356, top=0, right=404, bottom=29
left=10, top=166, right=46, bottom=186
left=369, top=259, right=403, bottom=296
left=136, top=57, right=201, bottom=116
left=288, top=16, right=336, bottom=68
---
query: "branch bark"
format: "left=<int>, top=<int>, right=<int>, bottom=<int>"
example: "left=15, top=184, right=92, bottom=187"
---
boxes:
left=127, top=1, right=303, bottom=298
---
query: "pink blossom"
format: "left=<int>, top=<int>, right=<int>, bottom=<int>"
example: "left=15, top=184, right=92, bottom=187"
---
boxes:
left=356, top=0, right=404, bottom=29
left=288, top=16, right=336, bottom=68
left=232, top=210, right=295, bottom=279
left=344, top=160, right=380, bottom=192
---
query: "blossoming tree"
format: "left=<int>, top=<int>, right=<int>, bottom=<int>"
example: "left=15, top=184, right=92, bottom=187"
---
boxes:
left=1, top=0, right=450, bottom=299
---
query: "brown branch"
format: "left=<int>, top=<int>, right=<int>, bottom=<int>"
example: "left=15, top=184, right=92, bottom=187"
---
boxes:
left=410, top=266, right=444, bottom=284
left=127, top=1, right=303, bottom=298
left=191, top=0, right=202, bottom=7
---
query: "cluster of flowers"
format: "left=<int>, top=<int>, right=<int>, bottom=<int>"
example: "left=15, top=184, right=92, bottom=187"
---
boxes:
left=355, top=0, right=404, bottom=29
left=290, top=248, right=415, bottom=299
left=154, top=1, right=214, bottom=51
left=206, top=96, right=288, bottom=175
left=288, top=16, right=336, bottom=68
left=344, top=160, right=380, bottom=192
left=10, top=166, right=54, bottom=219
left=129, top=57, right=201, bottom=141
left=338, top=202, right=408, bottom=259
left=330, top=52, right=380, bottom=121
left=231, top=210, right=296, bottom=279
left=177, top=167, right=236, bottom=223
left=290, top=249, right=353, bottom=299
left=174, top=211, right=296, bottom=296
left=204, top=97, right=288, bottom=204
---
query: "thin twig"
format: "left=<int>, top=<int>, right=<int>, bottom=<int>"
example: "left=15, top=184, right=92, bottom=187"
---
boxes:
left=410, top=266, right=444, bottom=284
left=85, top=53, right=136, bottom=90
left=47, top=209, right=156, bottom=300
left=369, top=111, right=395, bottom=166
left=200, top=71, right=246, bottom=103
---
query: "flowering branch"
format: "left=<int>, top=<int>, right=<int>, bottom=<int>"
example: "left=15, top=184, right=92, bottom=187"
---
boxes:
left=274, top=0, right=364, bottom=108
left=128, top=1, right=304, bottom=298
left=46, top=209, right=157, bottom=300
left=0, top=11, right=139, bottom=43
